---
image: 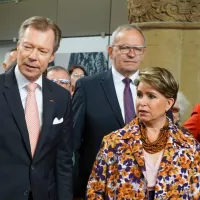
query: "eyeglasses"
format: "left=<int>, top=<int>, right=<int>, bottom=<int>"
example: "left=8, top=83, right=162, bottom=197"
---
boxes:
left=172, top=107, right=180, bottom=113
left=113, top=44, right=146, bottom=55
left=52, top=79, right=70, bottom=84
left=71, top=73, right=85, bottom=78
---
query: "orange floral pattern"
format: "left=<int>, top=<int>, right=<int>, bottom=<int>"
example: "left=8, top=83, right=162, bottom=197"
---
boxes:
left=86, top=118, right=200, bottom=200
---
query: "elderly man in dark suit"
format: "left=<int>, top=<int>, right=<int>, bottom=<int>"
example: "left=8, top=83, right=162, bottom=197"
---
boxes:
left=0, top=16, right=73, bottom=200
left=72, top=24, right=146, bottom=199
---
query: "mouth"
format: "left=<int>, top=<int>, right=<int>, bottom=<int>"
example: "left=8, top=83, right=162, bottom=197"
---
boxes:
left=25, top=64, right=38, bottom=69
left=138, top=110, right=149, bottom=114
left=124, top=60, right=137, bottom=64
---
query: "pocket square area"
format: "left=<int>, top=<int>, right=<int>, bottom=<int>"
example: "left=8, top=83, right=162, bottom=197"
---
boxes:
left=53, top=117, right=63, bottom=125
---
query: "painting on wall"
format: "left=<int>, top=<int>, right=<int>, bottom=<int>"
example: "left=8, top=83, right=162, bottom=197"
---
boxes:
left=54, top=51, right=109, bottom=76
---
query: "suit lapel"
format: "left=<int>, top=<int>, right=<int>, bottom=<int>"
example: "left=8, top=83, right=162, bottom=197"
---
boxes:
left=33, top=78, right=55, bottom=159
left=3, top=67, right=32, bottom=157
left=100, top=69, right=124, bottom=127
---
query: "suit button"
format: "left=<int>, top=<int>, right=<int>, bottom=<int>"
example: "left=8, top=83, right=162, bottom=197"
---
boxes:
left=24, top=191, right=28, bottom=195
left=31, top=166, right=35, bottom=170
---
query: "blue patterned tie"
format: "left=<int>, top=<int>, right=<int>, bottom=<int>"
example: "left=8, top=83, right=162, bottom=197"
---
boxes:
left=123, top=78, right=136, bottom=124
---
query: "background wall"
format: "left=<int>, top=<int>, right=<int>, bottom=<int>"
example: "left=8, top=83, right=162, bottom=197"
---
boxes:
left=141, top=28, right=200, bottom=123
left=0, top=0, right=128, bottom=40
left=0, top=0, right=198, bottom=123
left=0, top=0, right=128, bottom=72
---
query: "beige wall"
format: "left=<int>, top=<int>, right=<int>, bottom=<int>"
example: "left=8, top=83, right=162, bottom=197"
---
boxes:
left=0, top=0, right=128, bottom=39
left=141, top=27, right=200, bottom=123
left=0, top=0, right=57, bottom=40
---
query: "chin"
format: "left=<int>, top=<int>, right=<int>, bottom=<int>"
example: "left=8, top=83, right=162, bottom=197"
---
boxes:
left=138, top=116, right=149, bottom=123
left=25, top=73, right=40, bottom=82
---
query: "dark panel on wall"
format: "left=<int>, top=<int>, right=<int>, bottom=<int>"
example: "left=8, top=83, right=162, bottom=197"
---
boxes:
left=110, top=0, right=128, bottom=33
left=57, top=0, right=111, bottom=37
left=0, top=0, right=57, bottom=40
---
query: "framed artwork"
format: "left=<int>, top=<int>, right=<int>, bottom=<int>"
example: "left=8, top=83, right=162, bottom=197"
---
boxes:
left=54, top=36, right=110, bottom=75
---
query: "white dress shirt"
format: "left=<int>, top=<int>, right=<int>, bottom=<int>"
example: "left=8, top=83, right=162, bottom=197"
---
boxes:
left=15, top=65, right=43, bottom=127
left=112, top=66, right=138, bottom=122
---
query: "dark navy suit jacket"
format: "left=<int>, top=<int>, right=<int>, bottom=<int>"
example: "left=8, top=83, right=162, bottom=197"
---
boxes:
left=72, top=69, right=125, bottom=197
left=0, top=67, right=73, bottom=200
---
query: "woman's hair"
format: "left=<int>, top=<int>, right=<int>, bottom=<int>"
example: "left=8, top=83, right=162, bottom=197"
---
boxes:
left=68, top=65, right=88, bottom=76
left=134, top=67, right=179, bottom=101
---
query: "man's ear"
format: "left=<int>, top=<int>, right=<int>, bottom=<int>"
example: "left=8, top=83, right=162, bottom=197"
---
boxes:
left=143, top=48, right=147, bottom=57
left=2, top=63, right=7, bottom=72
left=49, top=53, right=55, bottom=63
left=17, top=41, right=20, bottom=50
left=107, top=46, right=114, bottom=59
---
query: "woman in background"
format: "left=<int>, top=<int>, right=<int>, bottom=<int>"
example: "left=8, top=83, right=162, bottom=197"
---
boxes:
left=172, top=91, right=190, bottom=125
left=69, top=65, right=87, bottom=95
left=86, top=67, right=200, bottom=200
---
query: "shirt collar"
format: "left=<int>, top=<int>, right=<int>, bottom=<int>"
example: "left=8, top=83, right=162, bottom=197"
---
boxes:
left=15, top=65, right=43, bottom=90
left=112, top=65, right=139, bottom=84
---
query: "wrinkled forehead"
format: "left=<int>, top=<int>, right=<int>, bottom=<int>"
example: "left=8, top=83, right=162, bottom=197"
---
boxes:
left=48, top=70, right=70, bottom=79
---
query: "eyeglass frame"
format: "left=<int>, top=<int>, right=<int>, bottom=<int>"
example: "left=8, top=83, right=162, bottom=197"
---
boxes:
left=51, top=79, right=71, bottom=84
left=112, top=44, right=146, bottom=55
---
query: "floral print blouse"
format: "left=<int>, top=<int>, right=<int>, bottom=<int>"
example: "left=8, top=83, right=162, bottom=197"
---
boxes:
left=86, top=118, right=200, bottom=200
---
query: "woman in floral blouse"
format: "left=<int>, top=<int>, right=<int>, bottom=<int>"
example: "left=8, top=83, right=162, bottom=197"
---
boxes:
left=86, top=67, right=200, bottom=200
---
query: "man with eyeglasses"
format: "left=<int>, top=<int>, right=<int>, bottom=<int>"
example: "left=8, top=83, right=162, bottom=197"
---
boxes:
left=72, top=24, right=146, bottom=199
left=47, top=66, right=71, bottom=93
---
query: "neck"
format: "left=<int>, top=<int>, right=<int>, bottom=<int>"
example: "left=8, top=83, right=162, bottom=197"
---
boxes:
left=122, top=71, right=136, bottom=78
left=113, top=65, right=138, bottom=77
left=143, top=117, right=167, bottom=142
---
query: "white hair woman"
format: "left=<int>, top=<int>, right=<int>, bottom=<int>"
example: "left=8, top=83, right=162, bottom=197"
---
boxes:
left=172, top=91, right=190, bottom=125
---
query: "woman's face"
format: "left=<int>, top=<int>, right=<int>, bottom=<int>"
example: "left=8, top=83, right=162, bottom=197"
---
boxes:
left=70, top=68, right=85, bottom=88
left=136, top=82, right=174, bottom=126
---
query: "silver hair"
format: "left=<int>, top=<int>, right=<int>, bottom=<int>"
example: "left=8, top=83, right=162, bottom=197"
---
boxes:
left=47, top=66, right=69, bottom=75
left=111, top=24, right=146, bottom=45
left=3, top=52, right=11, bottom=63
left=175, top=91, right=190, bottom=119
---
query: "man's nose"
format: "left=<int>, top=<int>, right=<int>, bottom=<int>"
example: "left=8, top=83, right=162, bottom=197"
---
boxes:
left=127, top=48, right=136, bottom=57
left=28, top=49, right=37, bottom=60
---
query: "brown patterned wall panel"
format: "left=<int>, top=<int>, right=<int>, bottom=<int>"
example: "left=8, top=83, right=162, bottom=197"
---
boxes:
left=128, top=0, right=200, bottom=23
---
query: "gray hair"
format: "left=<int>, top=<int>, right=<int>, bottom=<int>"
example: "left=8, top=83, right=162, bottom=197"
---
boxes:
left=175, top=91, right=190, bottom=119
left=47, top=66, right=70, bottom=76
left=111, top=24, right=146, bottom=45
left=18, top=16, right=61, bottom=53
left=3, top=48, right=17, bottom=63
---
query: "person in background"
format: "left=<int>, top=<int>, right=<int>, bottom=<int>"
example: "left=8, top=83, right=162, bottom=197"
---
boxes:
left=69, top=65, right=87, bottom=95
left=2, top=48, right=17, bottom=72
left=0, top=16, right=73, bottom=200
left=86, top=67, right=200, bottom=200
left=72, top=24, right=146, bottom=199
left=47, top=66, right=71, bottom=92
left=172, top=91, right=190, bottom=125
left=183, top=104, right=200, bottom=142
